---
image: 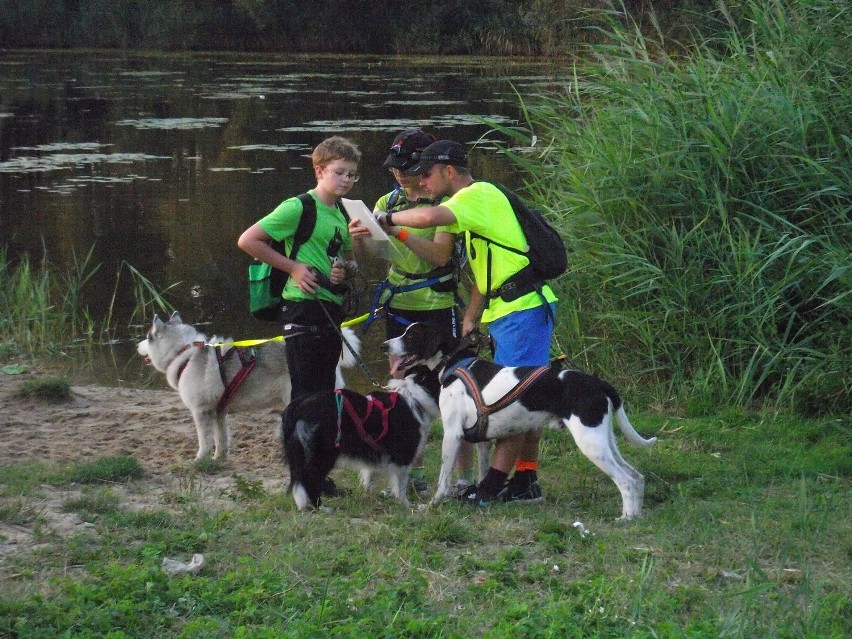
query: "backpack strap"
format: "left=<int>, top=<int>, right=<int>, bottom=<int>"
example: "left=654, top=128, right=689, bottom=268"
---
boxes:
left=467, top=183, right=550, bottom=310
left=290, top=192, right=319, bottom=262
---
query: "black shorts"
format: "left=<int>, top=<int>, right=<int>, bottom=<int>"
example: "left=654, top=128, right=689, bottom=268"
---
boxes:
left=385, top=306, right=460, bottom=341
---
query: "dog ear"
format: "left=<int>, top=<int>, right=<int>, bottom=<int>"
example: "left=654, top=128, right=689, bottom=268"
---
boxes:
left=169, top=311, right=183, bottom=324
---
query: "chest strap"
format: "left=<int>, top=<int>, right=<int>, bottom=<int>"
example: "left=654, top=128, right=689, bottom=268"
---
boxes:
left=334, top=390, right=399, bottom=452
left=174, top=341, right=206, bottom=382
left=214, top=346, right=258, bottom=415
left=443, top=358, right=551, bottom=442
left=173, top=342, right=259, bottom=415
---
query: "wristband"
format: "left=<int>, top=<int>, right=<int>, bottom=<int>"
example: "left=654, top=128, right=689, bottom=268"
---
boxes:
left=386, top=211, right=396, bottom=226
left=396, top=228, right=409, bottom=242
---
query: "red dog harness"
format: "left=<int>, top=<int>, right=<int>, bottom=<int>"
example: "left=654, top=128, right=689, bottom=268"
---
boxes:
left=214, top=346, right=257, bottom=414
left=334, top=390, right=399, bottom=452
left=173, top=342, right=257, bottom=415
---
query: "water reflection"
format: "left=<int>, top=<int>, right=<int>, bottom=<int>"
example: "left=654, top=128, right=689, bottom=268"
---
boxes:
left=0, top=51, right=566, bottom=387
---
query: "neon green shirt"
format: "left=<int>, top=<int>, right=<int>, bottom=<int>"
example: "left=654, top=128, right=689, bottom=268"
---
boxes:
left=257, top=190, right=352, bottom=305
left=374, top=190, right=456, bottom=312
left=443, top=181, right=557, bottom=323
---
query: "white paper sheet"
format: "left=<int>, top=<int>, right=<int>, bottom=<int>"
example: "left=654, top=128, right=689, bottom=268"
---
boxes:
left=341, top=198, right=401, bottom=259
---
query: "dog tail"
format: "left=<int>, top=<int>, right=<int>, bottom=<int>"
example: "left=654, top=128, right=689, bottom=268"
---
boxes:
left=338, top=327, right=361, bottom=370
left=598, top=379, right=656, bottom=448
left=281, top=400, right=312, bottom=488
left=613, top=404, right=657, bottom=448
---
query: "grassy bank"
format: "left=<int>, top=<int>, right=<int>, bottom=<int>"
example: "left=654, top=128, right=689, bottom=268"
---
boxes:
left=517, top=0, right=850, bottom=415
left=0, top=411, right=848, bottom=638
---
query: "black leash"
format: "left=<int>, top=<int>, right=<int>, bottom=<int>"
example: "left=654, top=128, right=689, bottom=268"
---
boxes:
left=317, top=293, right=385, bottom=390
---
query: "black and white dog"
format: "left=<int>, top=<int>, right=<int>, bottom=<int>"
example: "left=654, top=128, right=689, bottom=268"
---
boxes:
left=282, top=366, right=441, bottom=510
left=384, top=322, right=657, bottom=519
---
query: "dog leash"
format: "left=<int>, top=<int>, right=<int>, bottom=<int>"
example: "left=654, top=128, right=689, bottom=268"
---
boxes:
left=550, top=333, right=586, bottom=372
left=319, top=303, right=384, bottom=389
left=211, top=313, right=370, bottom=348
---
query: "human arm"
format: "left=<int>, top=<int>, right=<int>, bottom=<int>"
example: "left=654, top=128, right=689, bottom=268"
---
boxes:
left=378, top=204, right=457, bottom=229
left=463, top=282, right=485, bottom=336
left=389, top=229, right=455, bottom=267
left=237, top=223, right=321, bottom=294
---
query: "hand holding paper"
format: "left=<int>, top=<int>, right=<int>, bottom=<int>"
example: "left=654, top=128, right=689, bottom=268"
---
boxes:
left=341, top=198, right=401, bottom=259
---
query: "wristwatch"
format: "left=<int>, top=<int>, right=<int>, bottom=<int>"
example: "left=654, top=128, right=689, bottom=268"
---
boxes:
left=386, top=211, right=396, bottom=227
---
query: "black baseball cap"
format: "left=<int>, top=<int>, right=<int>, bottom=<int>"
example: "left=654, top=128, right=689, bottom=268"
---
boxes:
left=404, top=140, right=468, bottom=175
left=382, top=128, right=436, bottom=170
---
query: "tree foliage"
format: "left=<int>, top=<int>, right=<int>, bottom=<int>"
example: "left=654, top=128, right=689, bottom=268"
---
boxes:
left=0, top=0, right=716, bottom=55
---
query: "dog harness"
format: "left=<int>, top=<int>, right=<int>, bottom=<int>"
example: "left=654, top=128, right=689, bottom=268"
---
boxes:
left=214, top=346, right=258, bottom=414
left=363, top=264, right=459, bottom=333
left=440, top=357, right=552, bottom=443
left=171, top=341, right=258, bottom=415
left=333, top=389, right=399, bottom=452
left=173, top=341, right=206, bottom=381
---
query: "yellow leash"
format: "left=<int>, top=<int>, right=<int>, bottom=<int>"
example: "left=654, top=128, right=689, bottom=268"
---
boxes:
left=216, top=312, right=370, bottom=348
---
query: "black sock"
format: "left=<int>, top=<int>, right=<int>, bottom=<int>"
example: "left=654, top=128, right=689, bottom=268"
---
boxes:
left=480, top=468, right=508, bottom=494
left=514, top=469, right=538, bottom=482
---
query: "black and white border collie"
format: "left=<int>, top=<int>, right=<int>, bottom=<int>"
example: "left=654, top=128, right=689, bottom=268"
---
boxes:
left=282, top=366, right=440, bottom=510
left=384, top=322, right=657, bottom=519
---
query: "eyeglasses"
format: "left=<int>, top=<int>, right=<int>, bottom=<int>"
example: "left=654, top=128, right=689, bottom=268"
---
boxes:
left=326, top=168, right=359, bottom=182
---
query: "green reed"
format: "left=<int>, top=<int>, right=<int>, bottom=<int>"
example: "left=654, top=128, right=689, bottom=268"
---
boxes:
left=515, top=0, right=850, bottom=414
left=0, top=247, right=173, bottom=358
left=0, top=246, right=98, bottom=357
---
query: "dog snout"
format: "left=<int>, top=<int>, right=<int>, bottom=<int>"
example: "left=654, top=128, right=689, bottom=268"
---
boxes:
left=380, top=339, right=390, bottom=354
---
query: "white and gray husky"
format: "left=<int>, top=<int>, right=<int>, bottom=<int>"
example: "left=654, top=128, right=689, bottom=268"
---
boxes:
left=137, top=312, right=360, bottom=461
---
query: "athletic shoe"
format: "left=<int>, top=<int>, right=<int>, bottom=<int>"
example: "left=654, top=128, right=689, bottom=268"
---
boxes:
left=448, top=478, right=473, bottom=498
left=321, top=477, right=347, bottom=498
left=457, top=483, right=502, bottom=507
left=380, top=477, right=429, bottom=499
left=500, top=473, right=544, bottom=504
left=409, top=477, right=429, bottom=496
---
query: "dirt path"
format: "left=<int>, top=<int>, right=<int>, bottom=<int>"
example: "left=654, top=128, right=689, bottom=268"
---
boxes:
left=0, top=369, right=288, bottom=562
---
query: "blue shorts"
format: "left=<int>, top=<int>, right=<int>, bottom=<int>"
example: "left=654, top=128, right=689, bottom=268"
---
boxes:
left=488, top=303, right=556, bottom=367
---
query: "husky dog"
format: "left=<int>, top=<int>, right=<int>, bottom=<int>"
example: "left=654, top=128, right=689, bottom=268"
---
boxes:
left=137, top=312, right=360, bottom=461
left=282, top=366, right=441, bottom=510
left=384, top=322, right=657, bottom=519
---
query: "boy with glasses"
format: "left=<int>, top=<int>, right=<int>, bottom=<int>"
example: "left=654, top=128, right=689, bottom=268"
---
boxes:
left=238, top=136, right=361, bottom=496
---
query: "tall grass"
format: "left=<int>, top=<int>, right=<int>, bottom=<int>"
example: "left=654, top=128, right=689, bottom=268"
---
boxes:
left=0, top=247, right=174, bottom=358
left=517, top=0, right=851, bottom=414
left=0, top=246, right=99, bottom=357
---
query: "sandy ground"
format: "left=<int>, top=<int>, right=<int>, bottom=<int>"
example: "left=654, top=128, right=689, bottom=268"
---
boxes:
left=0, top=368, right=289, bottom=563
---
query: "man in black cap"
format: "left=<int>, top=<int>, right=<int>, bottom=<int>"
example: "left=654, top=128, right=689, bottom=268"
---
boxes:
left=377, top=140, right=559, bottom=506
left=351, top=129, right=473, bottom=496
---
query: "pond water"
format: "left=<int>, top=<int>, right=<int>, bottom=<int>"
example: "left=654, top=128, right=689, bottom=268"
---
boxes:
left=0, top=50, right=566, bottom=388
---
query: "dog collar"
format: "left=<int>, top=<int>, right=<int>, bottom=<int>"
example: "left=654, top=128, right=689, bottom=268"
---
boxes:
left=174, top=341, right=206, bottom=381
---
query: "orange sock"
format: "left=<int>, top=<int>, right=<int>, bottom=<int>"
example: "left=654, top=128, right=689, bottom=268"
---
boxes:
left=515, top=460, right=538, bottom=473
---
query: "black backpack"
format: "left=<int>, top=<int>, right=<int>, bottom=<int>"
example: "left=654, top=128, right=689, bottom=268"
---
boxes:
left=247, top=193, right=346, bottom=321
left=469, top=183, right=567, bottom=303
